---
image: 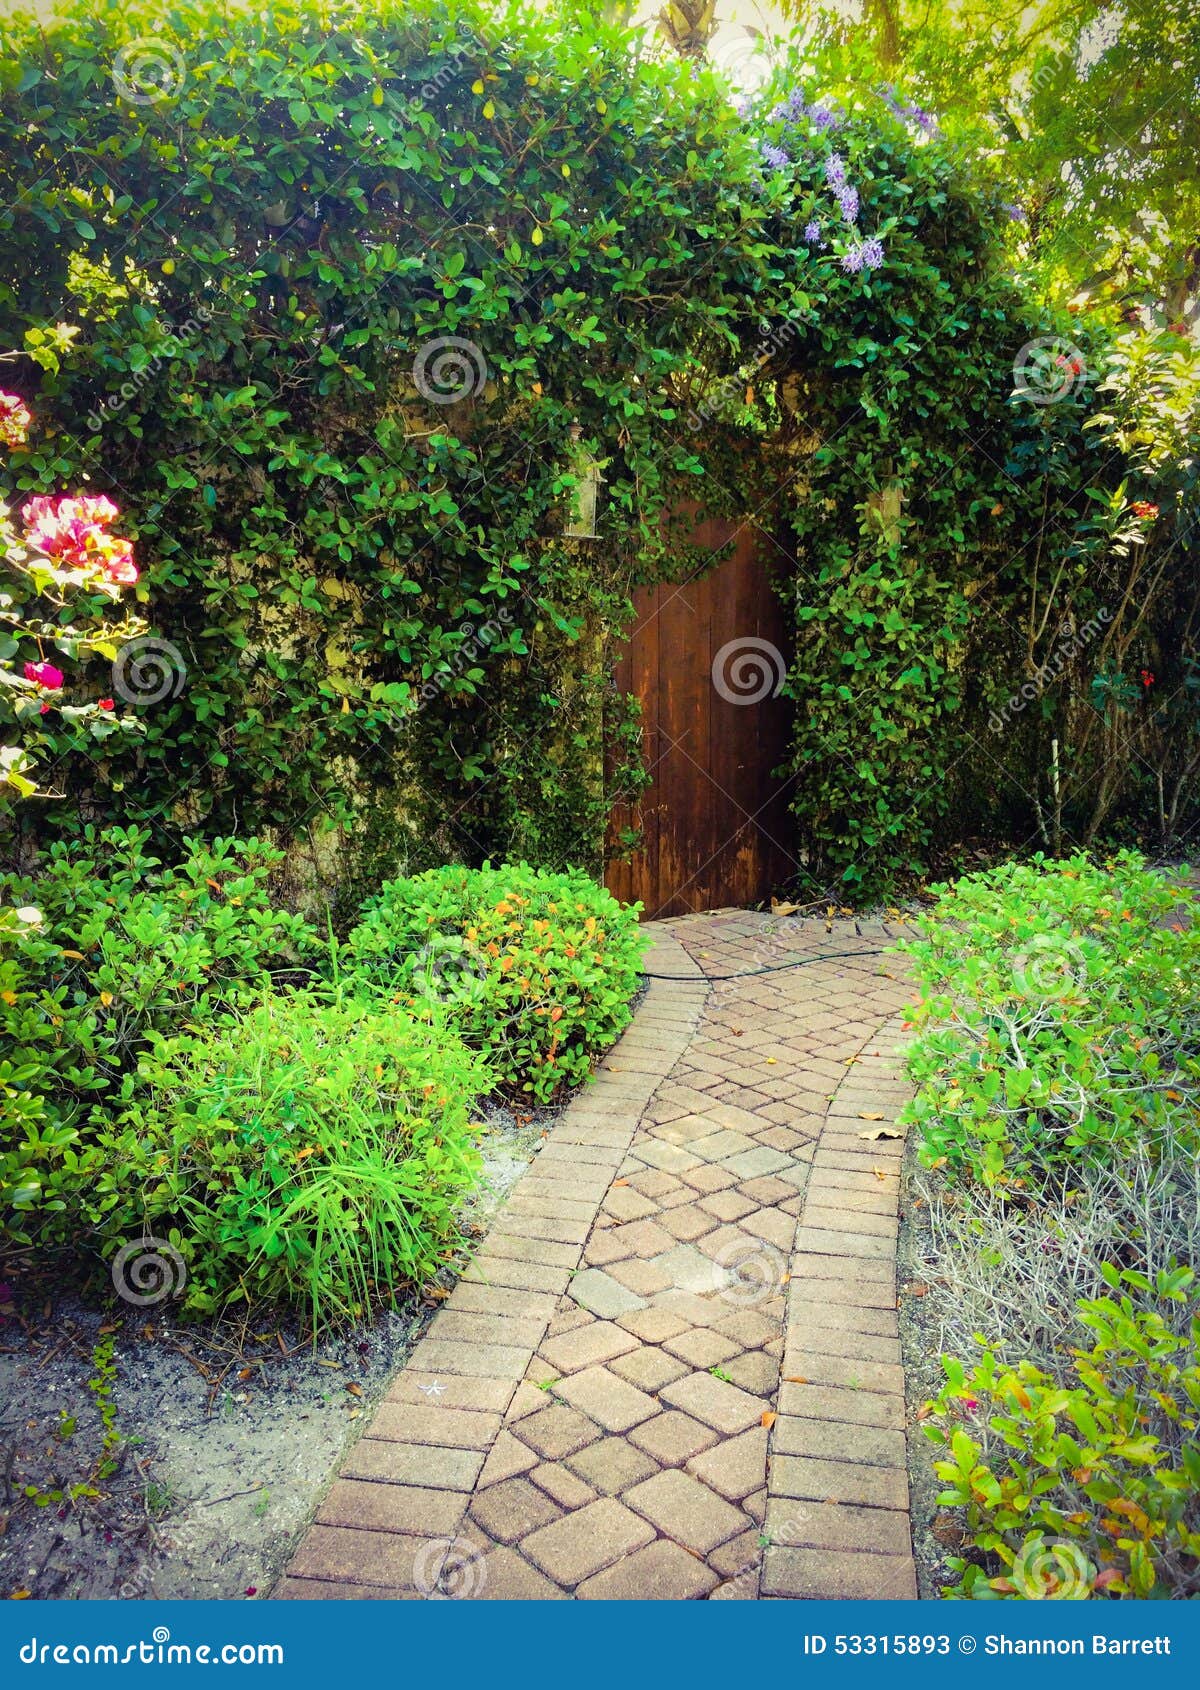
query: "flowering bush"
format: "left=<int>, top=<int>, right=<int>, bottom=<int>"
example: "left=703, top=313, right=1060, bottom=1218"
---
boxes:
left=346, top=862, right=646, bottom=1102
left=1, top=365, right=143, bottom=808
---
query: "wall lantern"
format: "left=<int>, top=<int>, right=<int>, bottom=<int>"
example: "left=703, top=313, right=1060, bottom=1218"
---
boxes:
left=563, top=423, right=605, bottom=539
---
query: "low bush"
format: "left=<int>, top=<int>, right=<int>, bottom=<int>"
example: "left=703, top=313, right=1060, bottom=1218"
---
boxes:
left=345, top=862, right=646, bottom=1102
left=925, top=1264, right=1200, bottom=1600
left=91, top=990, right=487, bottom=1332
left=897, top=852, right=1200, bottom=1187
left=0, top=825, right=318, bottom=1234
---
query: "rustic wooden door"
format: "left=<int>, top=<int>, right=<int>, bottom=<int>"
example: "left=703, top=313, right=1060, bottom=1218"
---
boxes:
left=605, top=517, right=797, bottom=918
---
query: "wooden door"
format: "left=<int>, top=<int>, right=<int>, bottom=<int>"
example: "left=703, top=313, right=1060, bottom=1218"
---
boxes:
left=605, top=517, right=797, bottom=918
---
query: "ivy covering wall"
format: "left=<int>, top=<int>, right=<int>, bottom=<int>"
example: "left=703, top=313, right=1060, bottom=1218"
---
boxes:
left=0, top=0, right=771, bottom=903
left=1, top=0, right=1195, bottom=902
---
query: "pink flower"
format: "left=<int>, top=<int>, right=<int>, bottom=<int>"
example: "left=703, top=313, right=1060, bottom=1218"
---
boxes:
left=97, top=536, right=138, bottom=585
left=0, top=391, right=32, bottom=449
left=24, top=661, right=64, bottom=690
left=20, top=494, right=135, bottom=584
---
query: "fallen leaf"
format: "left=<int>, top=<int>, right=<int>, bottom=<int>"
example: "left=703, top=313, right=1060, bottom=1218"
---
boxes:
left=346, top=1382, right=362, bottom=1397
left=858, top=1126, right=902, bottom=1141
left=906, top=1282, right=929, bottom=1298
left=857, top=1111, right=886, bottom=1120
left=784, top=1375, right=808, bottom=1384
left=9, top=1588, right=31, bottom=1600
left=613, top=1178, right=629, bottom=1186
left=771, top=899, right=800, bottom=916
left=761, top=1410, right=777, bottom=1428
left=872, top=1166, right=889, bottom=1180
left=317, top=1359, right=341, bottom=1369
left=238, top=1367, right=253, bottom=1382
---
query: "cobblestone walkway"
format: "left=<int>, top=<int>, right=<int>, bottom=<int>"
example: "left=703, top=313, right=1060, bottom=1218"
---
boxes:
left=277, top=911, right=917, bottom=1601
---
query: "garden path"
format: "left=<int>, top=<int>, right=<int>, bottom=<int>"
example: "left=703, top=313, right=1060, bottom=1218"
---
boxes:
left=276, top=911, right=918, bottom=1600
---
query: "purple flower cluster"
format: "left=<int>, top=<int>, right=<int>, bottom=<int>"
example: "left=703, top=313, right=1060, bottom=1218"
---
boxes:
left=824, top=152, right=846, bottom=189
left=836, top=183, right=859, bottom=223
left=759, top=142, right=791, bottom=170
left=840, top=237, right=885, bottom=274
left=879, top=83, right=941, bottom=137
left=803, top=220, right=825, bottom=247
left=769, top=92, right=842, bottom=131
left=1002, top=202, right=1027, bottom=224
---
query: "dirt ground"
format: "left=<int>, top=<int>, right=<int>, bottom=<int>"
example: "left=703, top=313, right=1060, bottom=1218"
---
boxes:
left=0, top=1100, right=550, bottom=1601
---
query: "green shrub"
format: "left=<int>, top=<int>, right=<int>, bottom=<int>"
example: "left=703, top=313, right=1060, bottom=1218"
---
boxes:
left=346, top=862, right=646, bottom=1102
left=90, top=990, right=487, bottom=1331
left=0, top=825, right=318, bottom=1235
left=896, top=852, right=1200, bottom=1186
left=925, top=1264, right=1200, bottom=1599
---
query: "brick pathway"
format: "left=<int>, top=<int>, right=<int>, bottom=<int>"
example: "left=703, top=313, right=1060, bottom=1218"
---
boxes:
left=276, top=911, right=917, bottom=1601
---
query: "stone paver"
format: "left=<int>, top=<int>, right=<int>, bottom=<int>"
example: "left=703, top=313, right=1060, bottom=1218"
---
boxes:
left=277, top=914, right=917, bottom=1601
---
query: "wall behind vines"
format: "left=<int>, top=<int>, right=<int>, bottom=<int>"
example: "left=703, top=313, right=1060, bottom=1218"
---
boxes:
left=0, top=0, right=772, bottom=904
left=2, top=0, right=1195, bottom=904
